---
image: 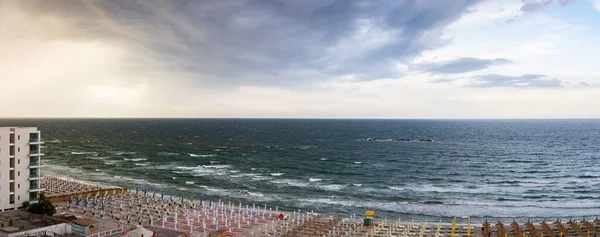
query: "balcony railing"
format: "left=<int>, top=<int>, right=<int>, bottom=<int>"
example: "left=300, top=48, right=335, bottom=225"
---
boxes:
left=30, top=161, right=40, bottom=166
left=30, top=173, right=43, bottom=178
left=30, top=138, right=42, bottom=142
left=30, top=184, right=40, bottom=189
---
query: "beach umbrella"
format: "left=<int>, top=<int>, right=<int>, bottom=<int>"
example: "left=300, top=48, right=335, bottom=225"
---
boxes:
left=451, top=217, right=457, bottom=237
left=468, top=216, right=472, bottom=237
left=136, top=187, right=139, bottom=195
left=170, top=193, right=173, bottom=201
left=143, top=187, right=147, bottom=196
left=181, top=195, right=184, bottom=204
left=209, top=199, right=212, bottom=207
left=200, top=195, right=203, bottom=206
left=161, top=191, right=164, bottom=199
left=153, top=191, right=156, bottom=200
left=68, top=195, right=72, bottom=204
left=76, top=197, right=80, bottom=206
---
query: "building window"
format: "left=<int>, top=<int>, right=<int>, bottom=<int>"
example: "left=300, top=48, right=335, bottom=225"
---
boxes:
left=17, top=184, right=19, bottom=189
left=17, top=196, right=19, bottom=201
left=17, top=171, right=19, bottom=176
left=17, top=147, right=20, bottom=152
left=17, top=159, right=19, bottom=164
left=18, top=135, right=20, bottom=140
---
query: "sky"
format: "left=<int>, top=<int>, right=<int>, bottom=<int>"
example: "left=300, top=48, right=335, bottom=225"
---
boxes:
left=1, top=0, right=599, bottom=118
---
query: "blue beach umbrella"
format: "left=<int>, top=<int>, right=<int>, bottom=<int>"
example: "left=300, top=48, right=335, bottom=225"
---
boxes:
left=200, top=195, right=203, bottom=206
left=181, top=195, right=184, bottom=204
left=143, top=188, right=147, bottom=196
left=93, top=200, right=97, bottom=209
left=153, top=191, right=156, bottom=200
left=84, top=199, right=88, bottom=208
left=76, top=197, right=80, bottom=206
left=68, top=195, right=72, bottom=204
left=170, top=193, right=173, bottom=201
left=209, top=199, right=212, bottom=207
left=136, top=186, right=139, bottom=195
left=161, top=191, right=164, bottom=199
left=101, top=202, right=105, bottom=211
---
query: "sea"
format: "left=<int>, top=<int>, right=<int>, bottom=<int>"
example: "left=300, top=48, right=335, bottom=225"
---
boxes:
left=2, top=119, right=599, bottom=223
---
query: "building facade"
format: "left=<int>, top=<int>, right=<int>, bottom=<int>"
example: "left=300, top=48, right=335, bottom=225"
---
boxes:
left=0, top=127, right=44, bottom=211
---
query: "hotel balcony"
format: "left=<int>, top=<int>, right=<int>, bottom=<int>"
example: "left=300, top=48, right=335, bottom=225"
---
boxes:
left=29, top=138, right=44, bottom=144
left=29, top=149, right=44, bottom=156
left=29, top=172, right=43, bottom=180
left=29, top=160, right=42, bottom=168
left=30, top=182, right=43, bottom=192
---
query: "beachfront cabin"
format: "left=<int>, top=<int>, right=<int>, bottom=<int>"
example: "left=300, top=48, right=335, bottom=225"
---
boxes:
left=70, top=218, right=99, bottom=235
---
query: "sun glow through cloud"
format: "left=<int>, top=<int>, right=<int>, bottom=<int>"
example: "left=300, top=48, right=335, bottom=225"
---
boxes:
left=0, top=0, right=598, bottom=118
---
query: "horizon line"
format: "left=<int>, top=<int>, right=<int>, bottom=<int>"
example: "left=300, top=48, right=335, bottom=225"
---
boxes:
left=1, top=117, right=600, bottom=120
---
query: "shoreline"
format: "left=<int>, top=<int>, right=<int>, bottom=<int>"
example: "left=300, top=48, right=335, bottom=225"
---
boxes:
left=42, top=172, right=600, bottom=226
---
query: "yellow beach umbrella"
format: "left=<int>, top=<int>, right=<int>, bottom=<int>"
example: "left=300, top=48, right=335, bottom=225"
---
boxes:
left=467, top=216, right=471, bottom=237
left=451, top=217, right=456, bottom=237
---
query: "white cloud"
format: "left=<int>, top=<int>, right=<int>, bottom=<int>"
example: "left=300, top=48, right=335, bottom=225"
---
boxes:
left=592, top=0, right=600, bottom=11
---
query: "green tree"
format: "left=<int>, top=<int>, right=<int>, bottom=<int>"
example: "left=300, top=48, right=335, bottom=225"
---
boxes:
left=25, top=194, right=56, bottom=216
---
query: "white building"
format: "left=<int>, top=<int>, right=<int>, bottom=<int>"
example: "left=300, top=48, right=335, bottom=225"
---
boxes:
left=0, top=127, right=44, bottom=211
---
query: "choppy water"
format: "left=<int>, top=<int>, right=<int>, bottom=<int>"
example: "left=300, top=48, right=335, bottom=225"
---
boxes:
left=2, top=119, right=600, bottom=223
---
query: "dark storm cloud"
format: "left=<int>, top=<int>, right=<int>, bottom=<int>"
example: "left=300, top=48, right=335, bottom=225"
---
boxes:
left=417, top=57, right=513, bottom=74
left=16, top=0, right=483, bottom=88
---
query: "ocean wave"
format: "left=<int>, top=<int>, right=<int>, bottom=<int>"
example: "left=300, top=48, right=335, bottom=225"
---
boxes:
left=158, top=152, right=179, bottom=156
left=270, top=173, right=285, bottom=176
left=185, top=181, right=195, bottom=184
left=113, top=151, right=137, bottom=155
left=124, top=158, right=148, bottom=161
left=270, top=179, right=310, bottom=187
left=354, top=161, right=363, bottom=164
left=189, top=153, right=217, bottom=158
left=309, top=178, right=322, bottom=182
left=317, top=184, right=347, bottom=191
left=71, top=151, right=98, bottom=155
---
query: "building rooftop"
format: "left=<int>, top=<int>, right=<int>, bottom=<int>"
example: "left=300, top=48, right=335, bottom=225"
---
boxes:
left=144, top=226, right=184, bottom=237
left=0, top=211, right=68, bottom=234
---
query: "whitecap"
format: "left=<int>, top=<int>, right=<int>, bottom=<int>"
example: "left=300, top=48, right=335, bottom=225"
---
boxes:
left=209, top=160, right=220, bottom=164
left=71, top=151, right=97, bottom=155
left=189, top=153, right=217, bottom=158
left=247, top=191, right=264, bottom=197
left=354, top=161, right=363, bottom=164
left=309, top=178, right=322, bottom=182
left=185, top=181, right=195, bottom=185
left=270, top=173, right=285, bottom=176
left=352, top=183, right=362, bottom=187
left=320, top=158, right=328, bottom=161
left=317, top=184, right=346, bottom=191
left=172, top=177, right=177, bottom=180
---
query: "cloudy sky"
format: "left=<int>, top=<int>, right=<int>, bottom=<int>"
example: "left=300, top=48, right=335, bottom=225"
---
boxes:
left=1, top=0, right=599, bottom=118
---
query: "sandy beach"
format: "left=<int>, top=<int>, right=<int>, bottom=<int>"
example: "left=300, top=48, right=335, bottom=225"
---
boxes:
left=43, top=175, right=600, bottom=237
